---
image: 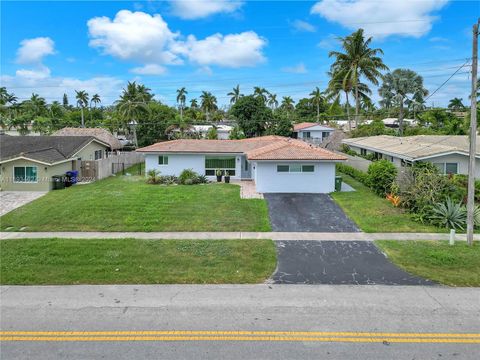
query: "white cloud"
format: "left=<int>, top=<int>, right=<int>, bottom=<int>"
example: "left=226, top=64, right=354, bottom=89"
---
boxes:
left=130, top=64, right=167, bottom=75
left=87, top=10, right=181, bottom=65
left=290, top=19, right=316, bottom=33
left=16, top=66, right=51, bottom=80
left=317, top=34, right=339, bottom=50
left=16, top=37, right=55, bottom=64
left=169, top=0, right=243, bottom=19
left=174, top=31, right=266, bottom=68
left=311, top=0, right=449, bottom=39
left=282, top=62, right=307, bottom=74
left=429, top=36, right=448, bottom=42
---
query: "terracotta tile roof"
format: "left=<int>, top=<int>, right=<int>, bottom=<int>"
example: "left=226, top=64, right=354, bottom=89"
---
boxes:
left=53, top=127, right=123, bottom=150
left=137, top=136, right=345, bottom=161
left=293, top=122, right=334, bottom=131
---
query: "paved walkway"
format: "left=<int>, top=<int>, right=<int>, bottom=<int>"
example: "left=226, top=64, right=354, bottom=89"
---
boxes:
left=0, top=191, right=47, bottom=216
left=1, top=231, right=478, bottom=241
left=230, top=180, right=263, bottom=199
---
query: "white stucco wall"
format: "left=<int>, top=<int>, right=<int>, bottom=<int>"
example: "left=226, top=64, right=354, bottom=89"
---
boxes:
left=145, top=153, right=242, bottom=178
left=253, top=161, right=336, bottom=193
left=426, top=154, right=480, bottom=177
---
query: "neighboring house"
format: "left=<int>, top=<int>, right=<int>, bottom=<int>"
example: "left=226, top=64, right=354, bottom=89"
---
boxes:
left=0, top=135, right=110, bottom=191
left=380, top=118, right=416, bottom=128
left=53, top=127, right=123, bottom=151
left=342, top=135, right=480, bottom=177
left=137, top=135, right=346, bottom=193
left=293, top=122, right=335, bottom=144
left=169, top=124, right=234, bottom=140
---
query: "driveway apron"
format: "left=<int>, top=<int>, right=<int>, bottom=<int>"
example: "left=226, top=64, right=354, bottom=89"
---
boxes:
left=264, top=193, right=359, bottom=232
left=271, top=240, right=434, bottom=285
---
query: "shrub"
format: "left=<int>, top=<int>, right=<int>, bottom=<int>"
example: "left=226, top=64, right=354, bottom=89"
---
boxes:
left=158, top=175, right=178, bottom=185
left=179, top=169, right=199, bottom=184
left=336, top=164, right=369, bottom=185
left=146, top=169, right=161, bottom=184
left=428, top=198, right=467, bottom=230
left=367, top=160, right=397, bottom=196
left=340, top=144, right=358, bottom=156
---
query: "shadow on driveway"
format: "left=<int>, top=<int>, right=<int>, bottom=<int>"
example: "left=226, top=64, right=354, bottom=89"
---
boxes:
left=271, top=241, right=435, bottom=285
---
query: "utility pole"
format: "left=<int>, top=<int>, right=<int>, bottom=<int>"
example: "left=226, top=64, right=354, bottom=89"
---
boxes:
left=466, top=19, right=479, bottom=246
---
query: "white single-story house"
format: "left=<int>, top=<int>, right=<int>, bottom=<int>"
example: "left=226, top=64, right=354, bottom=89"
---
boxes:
left=293, top=122, right=335, bottom=144
left=342, top=135, right=480, bottom=177
left=169, top=124, right=234, bottom=140
left=137, top=135, right=346, bottom=193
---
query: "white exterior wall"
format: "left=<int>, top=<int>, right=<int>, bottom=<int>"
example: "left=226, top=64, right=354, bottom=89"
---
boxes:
left=426, top=154, right=480, bottom=177
left=145, top=153, right=242, bottom=178
left=253, top=161, right=336, bottom=193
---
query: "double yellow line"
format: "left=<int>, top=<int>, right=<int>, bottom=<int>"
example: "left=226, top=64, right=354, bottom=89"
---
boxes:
left=1, top=330, right=480, bottom=343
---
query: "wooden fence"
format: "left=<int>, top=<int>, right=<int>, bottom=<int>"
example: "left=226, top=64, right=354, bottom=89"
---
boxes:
left=76, top=152, right=144, bottom=182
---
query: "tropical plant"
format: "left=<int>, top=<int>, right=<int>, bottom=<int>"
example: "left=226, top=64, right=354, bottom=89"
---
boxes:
left=429, top=198, right=467, bottom=230
left=176, top=87, right=188, bottom=120
left=90, top=94, right=101, bottom=108
left=228, top=126, right=245, bottom=139
left=378, top=69, right=428, bottom=136
left=62, top=93, right=69, bottom=108
left=146, top=169, right=161, bottom=184
left=116, top=81, right=150, bottom=128
left=253, top=87, right=269, bottom=103
left=206, top=126, right=218, bottom=139
left=227, top=85, right=242, bottom=104
left=75, top=90, right=89, bottom=127
left=200, top=91, right=217, bottom=122
left=267, top=92, right=278, bottom=112
left=329, top=28, right=388, bottom=126
left=366, top=160, right=398, bottom=196
left=448, top=97, right=465, bottom=111
left=190, top=98, right=198, bottom=109
left=309, top=87, right=325, bottom=122
left=230, top=95, right=271, bottom=137
left=280, top=96, right=295, bottom=117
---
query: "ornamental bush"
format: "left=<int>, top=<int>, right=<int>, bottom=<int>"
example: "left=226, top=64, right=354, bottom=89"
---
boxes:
left=366, top=160, right=397, bottom=196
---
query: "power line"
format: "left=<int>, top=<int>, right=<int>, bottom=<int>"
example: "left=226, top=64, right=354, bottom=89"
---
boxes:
left=425, top=62, right=472, bottom=101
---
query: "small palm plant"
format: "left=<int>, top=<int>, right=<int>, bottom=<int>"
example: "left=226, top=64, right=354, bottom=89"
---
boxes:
left=429, top=198, right=467, bottom=230
left=147, top=169, right=160, bottom=184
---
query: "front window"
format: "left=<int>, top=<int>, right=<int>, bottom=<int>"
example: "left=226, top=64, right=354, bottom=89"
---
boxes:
left=158, top=155, right=169, bottom=165
left=14, top=166, right=37, bottom=183
left=277, top=164, right=315, bottom=173
left=360, top=148, right=367, bottom=156
left=302, top=132, right=311, bottom=139
left=445, top=163, right=458, bottom=174
left=322, top=131, right=330, bottom=139
left=205, top=156, right=236, bottom=176
left=94, top=150, right=103, bottom=160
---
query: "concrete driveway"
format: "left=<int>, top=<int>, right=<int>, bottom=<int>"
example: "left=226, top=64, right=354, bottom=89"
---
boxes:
left=0, top=191, right=47, bottom=216
left=264, top=193, right=359, bottom=232
left=271, top=240, right=434, bottom=285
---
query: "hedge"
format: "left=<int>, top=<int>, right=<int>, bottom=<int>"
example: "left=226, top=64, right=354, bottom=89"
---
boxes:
left=336, top=163, right=369, bottom=185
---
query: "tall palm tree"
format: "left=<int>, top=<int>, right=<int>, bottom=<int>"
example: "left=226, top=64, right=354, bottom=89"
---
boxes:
left=267, top=93, right=278, bottom=112
left=137, top=84, right=154, bottom=102
left=90, top=94, right=101, bottom=108
left=227, top=85, right=242, bottom=105
left=200, top=91, right=217, bottom=122
left=176, top=87, right=188, bottom=120
left=448, top=97, right=465, bottom=111
left=309, top=87, right=325, bottom=122
left=379, top=68, right=428, bottom=136
left=281, top=96, right=295, bottom=117
left=329, top=28, right=388, bottom=126
left=75, top=90, right=89, bottom=127
left=253, top=87, right=269, bottom=103
left=190, top=98, right=198, bottom=109
left=25, top=93, right=47, bottom=117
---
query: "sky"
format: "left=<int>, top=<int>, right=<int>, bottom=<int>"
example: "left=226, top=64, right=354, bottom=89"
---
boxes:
left=1, top=0, right=479, bottom=108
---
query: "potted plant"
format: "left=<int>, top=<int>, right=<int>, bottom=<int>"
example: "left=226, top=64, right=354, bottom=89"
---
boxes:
left=216, top=169, right=222, bottom=182
left=224, top=171, right=230, bottom=184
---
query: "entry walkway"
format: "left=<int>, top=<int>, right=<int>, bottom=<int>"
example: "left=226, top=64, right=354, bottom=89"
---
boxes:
left=1, top=231, right=479, bottom=241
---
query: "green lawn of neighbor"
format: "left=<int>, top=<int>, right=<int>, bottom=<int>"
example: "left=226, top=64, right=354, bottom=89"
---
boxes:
left=375, top=240, right=480, bottom=287
left=331, top=173, right=442, bottom=233
left=0, top=175, right=271, bottom=232
left=0, top=238, right=277, bottom=285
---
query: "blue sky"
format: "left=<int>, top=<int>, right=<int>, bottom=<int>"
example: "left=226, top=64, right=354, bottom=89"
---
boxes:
left=1, top=0, right=478, bottom=108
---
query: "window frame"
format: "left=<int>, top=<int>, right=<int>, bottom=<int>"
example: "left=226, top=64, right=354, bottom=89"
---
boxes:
left=158, top=155, right=169, bottom=166
left=13, top=166, right=38, bottom=183
left=205, top=156, right=236, bottom=176
left=302, top=131, right=311, bottom=139
left=276, top=164, right=315, bottom=173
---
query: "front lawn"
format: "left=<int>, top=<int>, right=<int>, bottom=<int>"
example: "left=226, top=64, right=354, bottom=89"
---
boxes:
left=332, top=174, right=441, bottom=233
left=0, top=175, right=271, bottom=232
left=375, top=240, right=480, bottom=287
left=0, top=238, right=277, bottom=285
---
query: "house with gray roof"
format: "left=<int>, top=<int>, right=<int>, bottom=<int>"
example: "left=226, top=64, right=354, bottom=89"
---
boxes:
left=0, top=135, right=109, bottom=191
left=342, top=135, right=480, bottom=177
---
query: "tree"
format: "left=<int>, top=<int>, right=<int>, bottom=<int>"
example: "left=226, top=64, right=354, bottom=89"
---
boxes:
left=136, top=101, right=176, bottom=146
left=200, top=91, right=217, bottom=122
left=267, top=112, right=293, bottom=137
left=329, top=28, right=388, bottom=126
left=295, top=98, right=317, bottom=121
left=448, top=97, right=465, bottom=111
left=176, top=87, right=187, bottom=120
left=230, top=95, right=272, bottom=137
left=229, top=126, right=245, bottom=139
left=378, top=69, right=428, bottom=136
left=267, top=92, right=278, bottom=112
left=75, top=90, right=89, bottom=127
left=280, top=96, right=295, bottom=117
left=253, top=87, right=269, bottom=103
left=227, top=85, right=242, bottom=105
left=190, top=98, right=198, bottom=109
left=309, top=87, right=325, bottom=122
left=206, top=126, right=218, bottom=139
left=90, top=94, right=101, bottom=109
left=62, top=93, right=69, bottom=108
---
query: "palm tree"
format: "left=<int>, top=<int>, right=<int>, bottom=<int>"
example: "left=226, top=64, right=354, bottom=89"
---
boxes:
left=200, top=91, right=217, bottom=122
left=448, top=98, right=465, bottom=111
left=253, top=87, right=269, bottom=103
left=90, top=94, right=101, bottom=108
left=227, top=85, right=242, bottom=105
left=379, top=69, right=428, bottom=136
left=176, top=87, right=188, bottom=120
left=281, top=96, right=295, bottom=117
left=329, top=28, right=388, bottom=127
left=137, top=84, right=154, bottom=102
left=25, top=93, right=47, bottom=117
left=267, top=93, right=278, bottom=112
left=75, top=90, right=89, bottom=127
left=190, top=98, right=198, bottom=109
left=309, top=87, right=325, bottom=122
left=326, top=70, right=354, bottom=130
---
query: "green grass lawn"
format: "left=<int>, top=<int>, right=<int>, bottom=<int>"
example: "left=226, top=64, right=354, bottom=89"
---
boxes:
left=375, top=240, right=480, bottom=287
left=331, top=174, right=442, bottom=233
left=0, top=175, right=271, bottom=232
left=0, top=238, right=277, bottom=285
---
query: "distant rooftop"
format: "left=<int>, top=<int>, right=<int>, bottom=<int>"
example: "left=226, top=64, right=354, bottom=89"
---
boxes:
left=53, top=127, right=123, bottom=150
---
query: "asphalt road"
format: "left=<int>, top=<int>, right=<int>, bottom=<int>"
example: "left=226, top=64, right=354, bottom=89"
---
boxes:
left=1, top=285, right=479, bottom=359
